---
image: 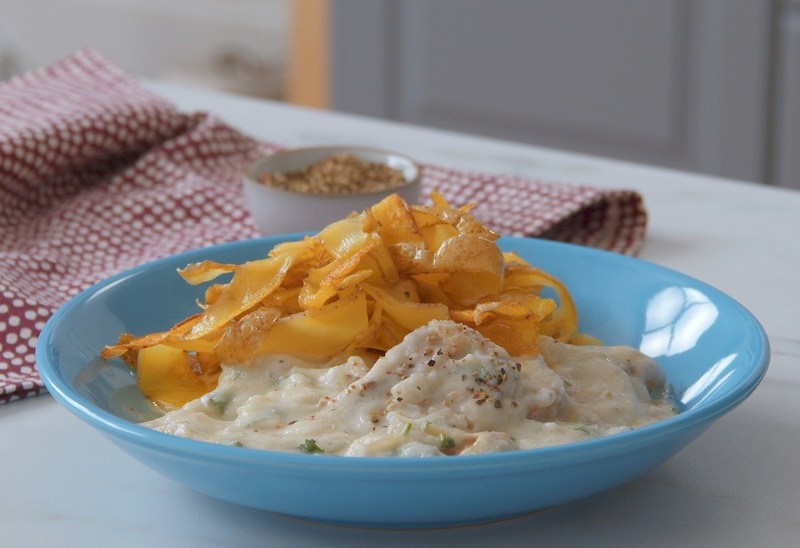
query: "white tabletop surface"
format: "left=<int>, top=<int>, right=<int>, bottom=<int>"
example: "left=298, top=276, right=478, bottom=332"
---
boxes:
left=3, top=82, right=799, bottom=546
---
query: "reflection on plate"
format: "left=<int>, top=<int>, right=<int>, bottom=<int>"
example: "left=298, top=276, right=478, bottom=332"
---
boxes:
left=37, top=236, right=769, bottom=528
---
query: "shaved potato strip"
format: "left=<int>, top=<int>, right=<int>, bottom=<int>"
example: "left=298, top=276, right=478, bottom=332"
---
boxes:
left=418, top=221, right=459, bottom=252
left=433, top=234, right=504, bottom=276
left=214, top=307, right=282, bottom=364
left=411, top=272, right=454, bottom=307
left=472, top=316, right=541, bottom=357
left=100, top=313, right=204, bottom=359
left=363, top=284, right=449, bottom=332
left=259, top=290, right=370, bottom=360
left=503, top=265, right=578, bottom=341
left=103, top=191, right=589, bottom=408
left=185, top=241, right=327, bottom=341
left=316, top=216, right=368, bottom=257
left=178, top=261, right=238, bottom=285
left=136, top=344, right=219, bottom=408
left=429, top=190, right=452, bottom=209
left=300, top=237, right=380, bottom=309
left=366, top=193, right=425, bottom=246
left=183, top=256, right=292, bottom=340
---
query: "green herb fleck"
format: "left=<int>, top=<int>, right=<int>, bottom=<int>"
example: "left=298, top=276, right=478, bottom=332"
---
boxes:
left=299, top=438, right=325, bottom=454
left=422, top=421, right=432, bottom=432
left=230, top=441, right=244, bottom=447
left=438, top=433, right=456, bottom=451
left=574, top=424, right=592, bottom=435
left=402, top=422, right=412, bottom=436
left=207, top=394, right=232, bottom=416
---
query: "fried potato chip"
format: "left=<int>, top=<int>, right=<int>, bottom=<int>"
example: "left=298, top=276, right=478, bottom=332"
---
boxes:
left=260, top=286, right=303, bottom=315
left=100, top=313, right=206, bottom=359
left=366, top=192, right=425, bottom=246
left=388, top=241, right=433, bottom=274
left=363, top=284, right=449, bottom=332
left=203, top=284, right=226, bottom=306
left=178, top=261, right=238, bottom=285
left=103, top=191, right=587, bottom=408
left=214, top=307, right=282, bottom=364
left=259, top=289, right=370, bottom=360
left=316, top=216, right=368, bottom=257
left=471, top=316, right=541, bottom=357
left=185, top=241, right=326, bottom=341
left=136, top=344, right=220, bottom=408
left=433, top=234, right=503, bottom=276
left=503, top=265, right=578, bottom=341
left=300, top=237, right=379, bottom=309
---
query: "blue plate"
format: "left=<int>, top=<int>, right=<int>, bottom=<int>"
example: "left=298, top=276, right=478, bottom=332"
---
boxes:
left=37, top=236, right=770, bottom=528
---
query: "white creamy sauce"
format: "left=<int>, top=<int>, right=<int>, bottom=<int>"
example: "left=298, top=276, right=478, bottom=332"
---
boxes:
left=145, top=320, right=676, bottom=456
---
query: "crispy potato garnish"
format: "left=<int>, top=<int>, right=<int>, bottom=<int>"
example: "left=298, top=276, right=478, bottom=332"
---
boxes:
left=103, top=191, right=581, bottom=408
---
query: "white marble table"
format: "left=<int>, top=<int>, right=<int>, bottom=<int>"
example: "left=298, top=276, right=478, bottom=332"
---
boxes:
left=3, top=82, right=799, bottom=546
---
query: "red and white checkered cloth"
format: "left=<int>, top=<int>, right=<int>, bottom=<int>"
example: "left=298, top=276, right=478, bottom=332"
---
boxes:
left=0, top=49, right=647, bottom=404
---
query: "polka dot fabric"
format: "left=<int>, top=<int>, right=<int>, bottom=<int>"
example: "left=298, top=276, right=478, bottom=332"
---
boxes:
left=420, top=167, right=646, bottom=254
left=0, top=49, right=646, bottom=404
left=0, top=49, right=272, bottom=403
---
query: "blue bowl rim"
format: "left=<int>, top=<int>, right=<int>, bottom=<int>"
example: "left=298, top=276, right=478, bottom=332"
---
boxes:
left=36, top=235, right=770, bottom=473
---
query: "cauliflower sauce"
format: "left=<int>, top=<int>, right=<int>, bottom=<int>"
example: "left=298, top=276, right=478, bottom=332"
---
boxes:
left=145, top=320, right=676, bottom=456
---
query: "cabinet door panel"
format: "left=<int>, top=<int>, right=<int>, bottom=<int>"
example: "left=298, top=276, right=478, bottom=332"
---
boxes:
left=394, top=1, right=681, bottom=155
left=772, top=0, right=800, bottom=190
left=331, top=0, right=771, bottom=182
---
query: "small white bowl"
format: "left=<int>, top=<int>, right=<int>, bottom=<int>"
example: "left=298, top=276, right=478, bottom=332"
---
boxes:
left=243, top=146, right=422, bottom=235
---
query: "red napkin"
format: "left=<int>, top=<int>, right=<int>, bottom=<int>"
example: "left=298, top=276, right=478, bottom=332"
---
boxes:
left=0, top=49, right=647, bottom=403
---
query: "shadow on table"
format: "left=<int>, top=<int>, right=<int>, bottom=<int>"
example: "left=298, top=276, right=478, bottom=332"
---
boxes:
left=183, top=469, right=726, bottom=548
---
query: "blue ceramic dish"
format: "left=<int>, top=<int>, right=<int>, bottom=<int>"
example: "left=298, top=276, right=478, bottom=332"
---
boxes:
left=37, top=236, right=769, bottom=528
